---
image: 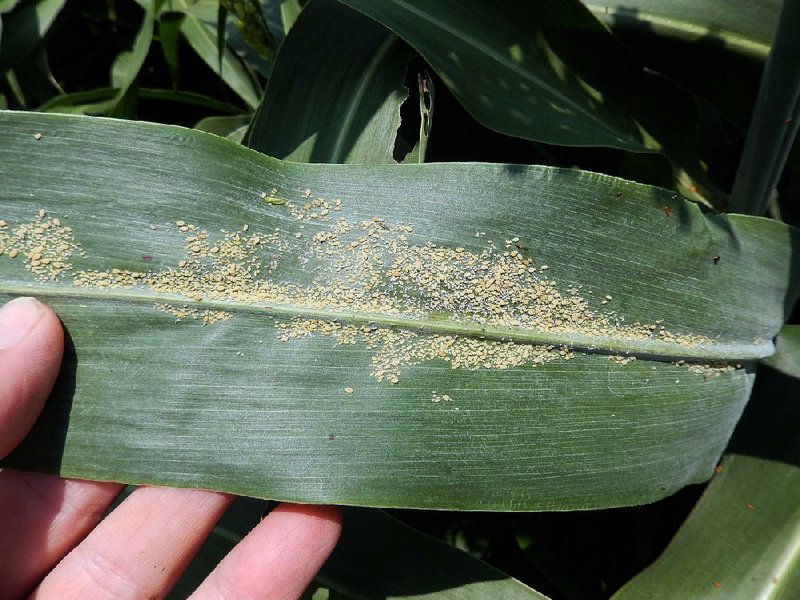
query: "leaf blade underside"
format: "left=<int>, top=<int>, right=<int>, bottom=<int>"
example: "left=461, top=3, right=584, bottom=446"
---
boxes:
left=0, top=111, right=797, bottom=510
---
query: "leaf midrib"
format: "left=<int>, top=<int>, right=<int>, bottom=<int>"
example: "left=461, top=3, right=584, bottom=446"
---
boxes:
left=2, top=281, right=771, bottom=361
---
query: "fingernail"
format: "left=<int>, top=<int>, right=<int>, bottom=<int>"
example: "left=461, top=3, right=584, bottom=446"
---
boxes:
left=0, top=297, right=46, bottom=349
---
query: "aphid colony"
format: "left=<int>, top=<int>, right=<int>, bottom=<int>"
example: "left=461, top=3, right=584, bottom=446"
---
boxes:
left=0, top=193, right=731, bottom=386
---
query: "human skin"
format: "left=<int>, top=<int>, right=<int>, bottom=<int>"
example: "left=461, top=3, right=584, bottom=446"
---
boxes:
left=0, top=297, right=341, bottom=599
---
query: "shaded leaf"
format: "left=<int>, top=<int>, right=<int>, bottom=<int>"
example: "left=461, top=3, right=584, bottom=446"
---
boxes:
left=763, top=325, right=800, bottom=379
left=108, top=0, right=156, bottom=118
left=158, top=11, right=185, bottom=88
left=614, top=327, right=800, bottom=598
left=584, top=0, right=777, bottom=53
left=401, top=69, right=434, bottom=164
left=247, top=0, right=414, bottom=163
left=317, top=508, right=547, bottom=598
left=338, top=0, right=737, bottom=205
left=582, top=0, right=778, bottom=128
left=220, top=0, right=278, bottom=61
left=194, top=114, right=251, bottom=142
left=170, top=502, right=548, bottom=598
left=37, top=88, right=244, bottom=116
left=337, top=0, right=698, bottom=155
left=729, top=0, right=800, bottom=215
left=0, top=0, right=65, bottom=75
left=140, top=0, right=262, bottom=108
left=0, top=111, right=798, bottom=510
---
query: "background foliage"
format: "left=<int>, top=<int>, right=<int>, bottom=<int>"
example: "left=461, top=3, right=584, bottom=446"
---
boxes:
left=1, top=0, right=799, bottom=598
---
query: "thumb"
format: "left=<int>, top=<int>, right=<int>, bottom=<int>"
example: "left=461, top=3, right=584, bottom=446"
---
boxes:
left=0, top=297, right=64, bottom=459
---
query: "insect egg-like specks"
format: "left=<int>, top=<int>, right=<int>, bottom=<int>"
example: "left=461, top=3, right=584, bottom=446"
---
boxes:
left=1, top=193, right=734, bottom=392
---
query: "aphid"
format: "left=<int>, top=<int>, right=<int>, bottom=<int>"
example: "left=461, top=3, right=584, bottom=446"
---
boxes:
left=746, top=503, right=755, bottom=510
left=141, top=255, right=153, bottom=262
left=712, top=256, right=720, bottom=265
left=344, top=387, right=354, bottom=394
left=262, top=195, right=288, bottom=205
left=664, top=206, right=671, bottom=217
left=614, top=191, right=623, bottom=197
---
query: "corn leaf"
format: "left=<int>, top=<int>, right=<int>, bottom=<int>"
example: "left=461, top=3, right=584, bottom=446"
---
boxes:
left=247, top=0, right=414, bottom=163
left=614, top=327, right=800, bottom=597
left=0, top=111, right=798, bottom=510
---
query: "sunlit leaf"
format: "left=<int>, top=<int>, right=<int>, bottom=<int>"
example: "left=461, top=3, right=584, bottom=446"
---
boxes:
left=1, top=111, right=798, bottom=510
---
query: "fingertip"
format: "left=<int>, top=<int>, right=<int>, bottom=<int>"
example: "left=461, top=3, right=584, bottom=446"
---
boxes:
left=191, top=503, right=343, bottom=599
left=0, top=297, right=64, bottom=458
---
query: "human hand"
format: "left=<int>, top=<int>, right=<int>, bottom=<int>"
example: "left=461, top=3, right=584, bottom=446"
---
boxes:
left=0, top=297, right=341, bottom=599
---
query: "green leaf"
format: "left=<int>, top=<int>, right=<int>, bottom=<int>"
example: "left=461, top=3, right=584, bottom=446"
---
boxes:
left=247, top=0, right=414, bottom=163
left=279, top=0, right=303, bottom=33
left=171, top=502, right=548, bottom=598
left=729, top=0, right=800, bottom=215
left=194, top=114, right=251, bottom=142
left=401, top=69, right=434, bottom=164
left=179, top=4, right=261, bottom=109
left=317, top=508, right=547, bottom=598
left=158, top=12, right=185, bottom=89
left=0, top=1, right=20, bottom=15
left=108, top=0, right=156, bottom=118
left=583, top=0, right=777, bottom=55
left=0, top=111, right=798, bottom=510
left=763, top=325, right=800, bottom=379
left=37, top=88, right=244, bottom=116
left=0, top=0, right=66, bottom=76
left=144, top=0, right=263, bottom=108
left=338, top=0, right=710, bottom=169
left=582, top=0, right=779, bottom=159
left=613, top=330, right=800, bottom=598
left=220, top=0, right=278, bottom=61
